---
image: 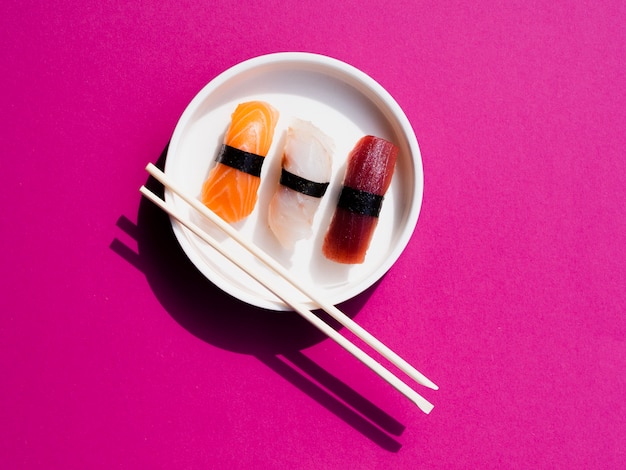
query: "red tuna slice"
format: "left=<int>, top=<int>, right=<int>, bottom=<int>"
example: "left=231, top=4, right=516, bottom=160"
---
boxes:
left=322, top=135, right=398, bottom=264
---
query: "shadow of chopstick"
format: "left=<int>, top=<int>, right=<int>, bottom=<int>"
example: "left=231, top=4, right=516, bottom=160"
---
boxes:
left=260, top=352, right=403, bottom=451
left=109, top=144, right=405, bottom=450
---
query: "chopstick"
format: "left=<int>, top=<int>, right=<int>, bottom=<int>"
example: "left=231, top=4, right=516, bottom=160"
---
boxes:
left=146, top=164, right=438, bottom=391
left=141, top=163, right=436, bottom=413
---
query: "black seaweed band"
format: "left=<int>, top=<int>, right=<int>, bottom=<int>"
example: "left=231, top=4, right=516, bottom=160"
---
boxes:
left=337, top=186, right=384, bottom=217
left=215, top=144, right=265, bottom=177
left=279, top=169, right=330, bottom=198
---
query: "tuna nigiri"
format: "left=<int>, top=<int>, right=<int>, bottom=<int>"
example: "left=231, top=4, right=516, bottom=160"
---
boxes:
left=322, top=135, right=398, bottom=264
left=201, top=101, right=279, bottom=223
left=268, top=119, right=333, bottom=248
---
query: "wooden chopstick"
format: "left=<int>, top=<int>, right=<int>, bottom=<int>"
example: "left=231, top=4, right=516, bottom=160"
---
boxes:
left=141, top=164, right=436, bottom=413
left=146, top=164, right=438, bottom=392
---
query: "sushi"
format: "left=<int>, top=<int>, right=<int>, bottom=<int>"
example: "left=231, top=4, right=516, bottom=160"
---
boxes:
left=267, top=119, right=334, bottom=248
left=201, top=101, right=279, bottom=223
left=322, top=135, right=398, bottom=264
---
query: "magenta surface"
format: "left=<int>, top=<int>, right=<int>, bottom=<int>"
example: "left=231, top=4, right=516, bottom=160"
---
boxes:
left=2, top=1, right=625, bottom=468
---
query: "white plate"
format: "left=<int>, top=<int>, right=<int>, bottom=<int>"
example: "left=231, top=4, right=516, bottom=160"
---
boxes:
left=164, top=52, right=423, bottom=310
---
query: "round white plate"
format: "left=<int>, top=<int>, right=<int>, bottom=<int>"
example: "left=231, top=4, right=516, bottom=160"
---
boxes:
left=164, top=52, right=423, bottom=310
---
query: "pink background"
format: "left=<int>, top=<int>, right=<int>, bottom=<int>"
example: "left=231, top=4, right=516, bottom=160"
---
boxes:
left=2, top=1, right=625, bottom=468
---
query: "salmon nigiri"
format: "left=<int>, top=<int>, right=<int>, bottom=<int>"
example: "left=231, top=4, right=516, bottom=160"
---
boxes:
left=322, top=135, right=398, bottom=264
left=201, top=101, right=279, bottom=223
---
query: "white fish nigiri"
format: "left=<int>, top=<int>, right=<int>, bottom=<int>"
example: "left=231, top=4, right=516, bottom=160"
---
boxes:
left=268, top=119, right=334, bottom=248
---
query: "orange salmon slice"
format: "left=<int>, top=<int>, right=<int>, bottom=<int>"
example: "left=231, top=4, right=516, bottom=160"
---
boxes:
left=201, top=101, right=279, bottom=223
